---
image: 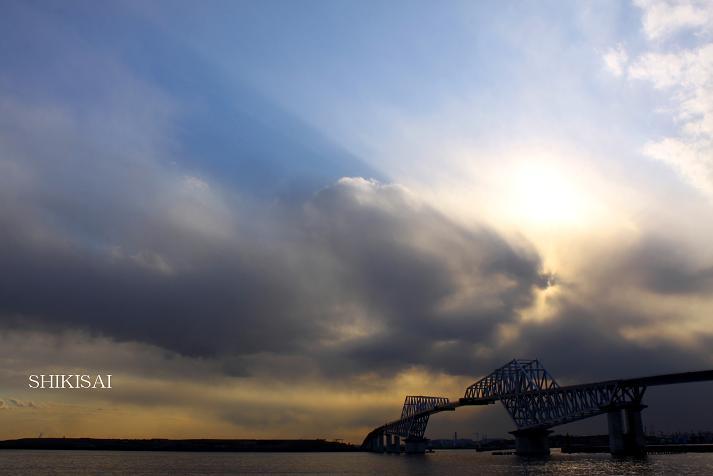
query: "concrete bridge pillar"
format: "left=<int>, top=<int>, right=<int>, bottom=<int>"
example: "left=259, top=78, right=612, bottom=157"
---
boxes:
left=607, top=404, right=647, bottom=456
left=386, top=433, right=401, bottom=454
left=607, top=409, right=626, bottom=455
left=387, top=434, right=402, bottom=453
left=511, top=429, right=551, bottom=457
left=368, top=433, right=384, bottom=453
left=624, top=404, right=647, bottom=456
left=370, top=435, right=381, bottom=452
left=404, top=437, right=428, bottom=454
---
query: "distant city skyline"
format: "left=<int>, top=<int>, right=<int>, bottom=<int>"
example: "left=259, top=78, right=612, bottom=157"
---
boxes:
left=1, top=0, right=712, bottom=443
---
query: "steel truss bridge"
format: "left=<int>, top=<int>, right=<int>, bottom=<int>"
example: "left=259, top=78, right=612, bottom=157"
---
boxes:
left=362, top=359, right=713, bottom=456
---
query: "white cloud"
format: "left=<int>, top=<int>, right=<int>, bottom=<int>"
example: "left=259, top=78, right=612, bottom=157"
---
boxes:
left=643, top=137, right=713, bottom=195
left=615, top=1, right=713, bottom=200
left=603, top=44, right=629, bottom=77
left=634, top=0, right=713, bottom=40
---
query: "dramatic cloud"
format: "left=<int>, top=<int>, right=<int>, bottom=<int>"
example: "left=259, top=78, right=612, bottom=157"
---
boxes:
left=303, top=178, right=550, bottom=376
left=0, top=146, right=550, bottom=376
left=3, top=0, right=713, bottom=443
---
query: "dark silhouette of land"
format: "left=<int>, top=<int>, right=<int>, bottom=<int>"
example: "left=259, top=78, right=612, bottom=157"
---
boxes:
left=432, top=433, right=713, bottom=454
left=3, top=434, right=713, bottom=454
left=0, top=438, right=360, bottom=452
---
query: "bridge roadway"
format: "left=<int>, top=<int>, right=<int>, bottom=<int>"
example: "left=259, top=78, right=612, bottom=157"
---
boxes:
left=362, top=360, right=713, bottom=457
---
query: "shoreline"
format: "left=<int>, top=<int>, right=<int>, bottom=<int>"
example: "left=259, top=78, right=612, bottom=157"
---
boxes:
left=0, top=438, right=362, bottom=452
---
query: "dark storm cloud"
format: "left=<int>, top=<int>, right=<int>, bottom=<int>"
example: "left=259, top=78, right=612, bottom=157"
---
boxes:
left=0, top=0, right=379, bottom=369
left=0, top=5, right=551, bottom=378
left=619, top=237, right=713, bottom=296
left=303, top=179, right=550, bottom=376
left=515, top=300, right=708, bottom=381
left=0, top=168, right=550, bottom=379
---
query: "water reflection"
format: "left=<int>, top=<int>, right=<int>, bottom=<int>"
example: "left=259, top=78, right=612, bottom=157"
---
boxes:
left=1, top=449, right=711, bottom=475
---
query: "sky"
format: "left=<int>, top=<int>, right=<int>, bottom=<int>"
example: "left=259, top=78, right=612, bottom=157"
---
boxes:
left=1, top=0, right=713, bottom=443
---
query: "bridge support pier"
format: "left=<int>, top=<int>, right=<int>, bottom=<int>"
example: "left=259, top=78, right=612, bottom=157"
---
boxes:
left=404, top=437, right=428, bottom=454
left=607, top=409, right=626, bottom=455
left=511, top=429, right=551, bottom=457
left=388, top=434, right=401, bottom=453
left=607, top=405, right=647, bottom=456
left=368, top=432, right=385, bottom=453
left=386, top=434, right=400, bottom=453
left=624, top=405, right=647, bottom=456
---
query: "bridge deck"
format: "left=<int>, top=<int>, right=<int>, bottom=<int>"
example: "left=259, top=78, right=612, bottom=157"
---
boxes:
left=460, top=368, right=713, bottom=402
left=622, top=369, right=713, bottom=387
left=365, top=368, right=713, bottom=444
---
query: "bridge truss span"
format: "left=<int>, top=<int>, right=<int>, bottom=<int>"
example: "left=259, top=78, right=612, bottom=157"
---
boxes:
left=463, top=359, right=559, bottom=401
left=389, top=396, right=451, bottom=439
left=461, top=359, right=647, bottom=430
left=362, top=358, right=713, bottom=456
left=498, top=379, right=646, bottom=430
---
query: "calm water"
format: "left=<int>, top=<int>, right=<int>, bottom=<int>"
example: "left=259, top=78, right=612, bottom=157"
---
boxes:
left=1, top=449, right=713, bottom=475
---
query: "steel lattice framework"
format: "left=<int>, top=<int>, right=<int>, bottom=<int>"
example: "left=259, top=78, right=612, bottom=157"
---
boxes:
left=385, top=396, right=450, bottom=439
left=361, top=358, right=713, bottom=449
left=464, top=359, right=559, bottom=400
left=462, top=359, right=646, bottom=430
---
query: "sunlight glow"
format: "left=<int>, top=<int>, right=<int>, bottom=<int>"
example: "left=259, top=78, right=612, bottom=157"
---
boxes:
left=509, top=161, right=589, bottom=225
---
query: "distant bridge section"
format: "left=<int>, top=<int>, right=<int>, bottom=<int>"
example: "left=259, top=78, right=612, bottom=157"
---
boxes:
left=362, top=396, right=454, bottom=454
left=362, top=359, right=713, bottom=456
